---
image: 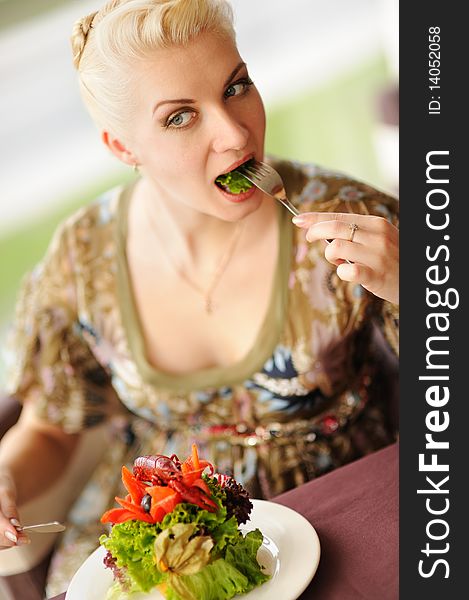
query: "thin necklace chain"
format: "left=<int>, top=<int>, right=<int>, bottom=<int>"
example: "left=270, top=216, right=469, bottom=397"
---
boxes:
left=146, top=206, right=244, bottom=314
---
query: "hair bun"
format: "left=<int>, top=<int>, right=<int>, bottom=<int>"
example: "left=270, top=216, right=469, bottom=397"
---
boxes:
left=71, top=11, right=99, bottom=69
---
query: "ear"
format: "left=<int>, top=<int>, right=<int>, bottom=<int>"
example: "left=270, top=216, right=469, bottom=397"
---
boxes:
left=101, top=131, right=139, bottom=167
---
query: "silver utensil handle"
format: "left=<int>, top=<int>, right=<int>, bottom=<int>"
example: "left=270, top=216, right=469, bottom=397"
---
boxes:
left=278, top=196, right=300, bottom=217
left=18, top=521, right=66, bottom=533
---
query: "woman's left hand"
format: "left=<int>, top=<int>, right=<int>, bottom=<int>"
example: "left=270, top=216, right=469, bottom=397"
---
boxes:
left=292, top=212, right=399, bottom=305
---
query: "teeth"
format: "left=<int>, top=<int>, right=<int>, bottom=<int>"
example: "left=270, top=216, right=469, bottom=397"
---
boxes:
left=235, top=157, right=253, bottom=172
left=214, top=180, right=230, bottom=192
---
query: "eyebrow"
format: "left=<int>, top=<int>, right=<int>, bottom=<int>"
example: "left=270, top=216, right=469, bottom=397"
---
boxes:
left=152, top=61, right=247, bottom=115
left=224, top=61, right=246, bottom=88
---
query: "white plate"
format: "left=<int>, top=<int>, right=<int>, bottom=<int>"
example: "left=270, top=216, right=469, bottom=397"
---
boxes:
left=66, top=499, right=320, bottom=600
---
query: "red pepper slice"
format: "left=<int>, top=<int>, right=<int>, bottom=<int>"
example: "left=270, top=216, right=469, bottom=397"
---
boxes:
left=146, top=486, right=182, bottom=520
left=181, top=444, right=213, bottom=485
left=122, top=466, right=146, bottom=505
left=191, top=478, right=213, bottom=498
left=100, top=508, right=133, bottom=524
left=101, top=505, right=154, bottom=524
left=115, top=496, right=151, bottom=518
left=191, top=443, right=200, bottom=471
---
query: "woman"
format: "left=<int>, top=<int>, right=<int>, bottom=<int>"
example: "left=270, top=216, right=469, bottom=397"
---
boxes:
left=0, top=0, right=398, bottom=596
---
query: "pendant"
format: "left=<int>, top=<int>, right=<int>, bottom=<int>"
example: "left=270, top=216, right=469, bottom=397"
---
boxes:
left=205, top=298, right=213, bottom=315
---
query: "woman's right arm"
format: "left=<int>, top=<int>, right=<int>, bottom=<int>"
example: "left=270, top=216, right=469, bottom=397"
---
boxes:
left=0, top=401, right=79, bottom=549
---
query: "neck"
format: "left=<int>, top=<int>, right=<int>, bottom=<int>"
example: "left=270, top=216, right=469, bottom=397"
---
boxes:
left=132, top=176, right=271, bottom=272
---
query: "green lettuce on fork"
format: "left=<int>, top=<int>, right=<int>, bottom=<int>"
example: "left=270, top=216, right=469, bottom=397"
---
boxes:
left=99, top=445, right=269, bottom=599
left=215, top=164, right=254, bottom=194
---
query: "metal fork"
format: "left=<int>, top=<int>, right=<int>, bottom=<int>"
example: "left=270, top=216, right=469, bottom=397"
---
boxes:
left=237, top=160, right=300, bottom=217
left=16, top=521, right=66, bottom=534
left=238, top=159, right=352, bottom=263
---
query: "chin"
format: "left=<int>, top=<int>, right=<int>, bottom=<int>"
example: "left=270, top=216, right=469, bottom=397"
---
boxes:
left=219, top=193, right=264, bottom=222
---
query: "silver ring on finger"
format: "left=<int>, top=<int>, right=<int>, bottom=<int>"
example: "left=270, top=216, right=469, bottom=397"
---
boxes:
left=348, top=223, right=359, bottom=242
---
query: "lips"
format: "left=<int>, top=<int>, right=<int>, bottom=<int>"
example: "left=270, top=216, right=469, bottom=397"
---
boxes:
left=216, top=183, right=257, bottom=203
left=217, top=153, right=254, bottom=178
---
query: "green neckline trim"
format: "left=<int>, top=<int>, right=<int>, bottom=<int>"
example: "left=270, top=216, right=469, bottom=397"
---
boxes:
left=115, top=184, right=292, bottom=392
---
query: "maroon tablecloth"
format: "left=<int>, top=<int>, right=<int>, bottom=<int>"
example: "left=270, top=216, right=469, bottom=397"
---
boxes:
left=275, top=442, right=399, bottom=600
left=50, top=442, right=398, bottom=600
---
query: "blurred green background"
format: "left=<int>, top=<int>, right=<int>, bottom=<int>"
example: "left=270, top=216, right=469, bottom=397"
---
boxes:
left=0, top=0, right=66, bottom=30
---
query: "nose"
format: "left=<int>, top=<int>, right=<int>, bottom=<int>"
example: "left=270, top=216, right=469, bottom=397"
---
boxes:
left=211, top=109, right=249, bottom=154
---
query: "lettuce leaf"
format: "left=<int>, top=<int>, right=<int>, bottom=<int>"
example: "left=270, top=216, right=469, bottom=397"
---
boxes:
left=209, top=516, right=240, bottom=555
left=100, top=521, right=167, bottom=593
left=215, top=170, right=253, bottom=194
left=166, top=529, right=269, bottom=600
left=105, top=580, right=142, bottom=600
left=160, top=500, right=226, bottom=531
left=225, top=530, right=269, bottom=587
left=167, top=558, right=248, bottom=600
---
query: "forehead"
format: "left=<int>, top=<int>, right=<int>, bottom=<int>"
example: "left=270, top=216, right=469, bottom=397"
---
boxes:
left=134, top=31, right=243, bottom=107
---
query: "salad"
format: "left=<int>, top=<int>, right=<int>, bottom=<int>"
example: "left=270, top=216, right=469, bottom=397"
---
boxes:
left=215, top=166, right=253, bottom=194
left=100, top=445, right=269, bottom=600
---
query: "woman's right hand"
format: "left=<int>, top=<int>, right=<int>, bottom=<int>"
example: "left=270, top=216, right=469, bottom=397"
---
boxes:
left=0, top=402, right=80, bottom=550
left=0, top=469, right=30, bottom=548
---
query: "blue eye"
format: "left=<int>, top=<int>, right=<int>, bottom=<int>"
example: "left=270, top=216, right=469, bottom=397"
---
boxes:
left=224, top=78, right=253, bottom=99
left=167, top=110, right=196, bottom=128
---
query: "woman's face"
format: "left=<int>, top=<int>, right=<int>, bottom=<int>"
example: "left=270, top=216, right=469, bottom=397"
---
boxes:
left=124, top=31, right=266, bottom=221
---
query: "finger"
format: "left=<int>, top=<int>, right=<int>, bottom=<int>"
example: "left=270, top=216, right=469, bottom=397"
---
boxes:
left=0, top=476, right=27, bottom=548
left=1, top=531, right=30, bottom=548
left=323, top=238, right=377, bottom=268
left=292, top=212, right=389, bottom=232
left=16, top=532, right=31, bottom=546
left=305, top=220, right=369, bottom=244
left=0, top=519, right=19, bottom=548
left=0, top=480, right=19, bottom=523
left=1, top=534, right=30, bottom=549
left=336, top=262, right=392, bottom=301
left=0, top=511, right=30, bottom=548
left=335, top=262, right=375, bottom=287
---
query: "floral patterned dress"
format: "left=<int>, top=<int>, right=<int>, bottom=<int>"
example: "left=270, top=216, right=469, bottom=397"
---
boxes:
left=4, top=158, right=399, bottom=595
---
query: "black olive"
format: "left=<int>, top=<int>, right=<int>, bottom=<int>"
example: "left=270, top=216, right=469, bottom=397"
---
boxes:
left=141, top=493, right=152, bottom=513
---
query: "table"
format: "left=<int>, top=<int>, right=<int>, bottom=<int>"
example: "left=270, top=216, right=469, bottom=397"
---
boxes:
left=276, top=442, right=398, bottom=600
left=50, top=442, right=398, bottom=600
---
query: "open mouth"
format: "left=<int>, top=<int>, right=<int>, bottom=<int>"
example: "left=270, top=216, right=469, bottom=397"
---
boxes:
left=214, top=158, right=254, bottom=194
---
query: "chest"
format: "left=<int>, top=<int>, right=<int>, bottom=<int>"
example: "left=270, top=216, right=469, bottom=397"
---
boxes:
left=126, top=225, right=279, bottom=375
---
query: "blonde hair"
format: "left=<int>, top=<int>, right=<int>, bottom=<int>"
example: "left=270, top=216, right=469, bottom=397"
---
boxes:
left=71, top=0, right=235, bottom=139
